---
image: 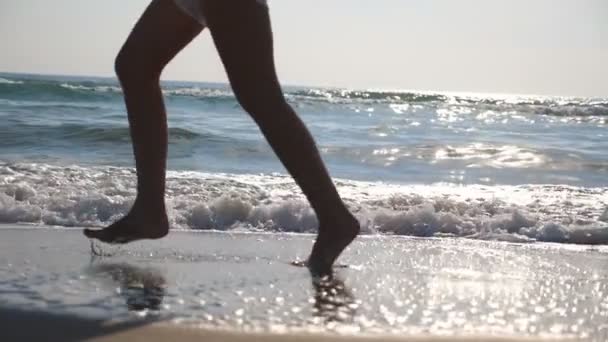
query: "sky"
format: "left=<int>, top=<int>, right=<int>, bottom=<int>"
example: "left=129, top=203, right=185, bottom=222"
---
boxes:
left=1, top=0, right=607, bottom=97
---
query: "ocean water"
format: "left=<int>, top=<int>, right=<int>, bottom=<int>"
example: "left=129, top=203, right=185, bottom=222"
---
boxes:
left=1, top=73, right=607, bottom=244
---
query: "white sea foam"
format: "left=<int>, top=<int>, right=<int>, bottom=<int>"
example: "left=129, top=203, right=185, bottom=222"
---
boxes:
left=0, top=162, right=607, bottom=244
left=59, top=83, right=122, bottom=93
left=58, top=82, right=234, bottom=99
left=0, top=77, right=24, bottom=85
left=163, top=87, right=233, bottom=98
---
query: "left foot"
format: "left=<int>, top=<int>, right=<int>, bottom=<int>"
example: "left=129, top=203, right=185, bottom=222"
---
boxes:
left=307, top=212, right=360, bottom=277
left=84, top=204, right=169, bottom=244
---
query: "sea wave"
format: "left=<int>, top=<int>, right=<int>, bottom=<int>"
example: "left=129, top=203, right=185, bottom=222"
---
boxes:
left=0, top=79, right=119, bottom=101
left=59, top=83, right=122, bottom=94
left=1, top=162, right=606, bottom=245
left=0, top=77, right=24, bottom=85
left=2, top=77, right=607, bottom=117
left=62, top=125, right=201, bottom=142
left=0, top=124, right=203, bottom=146
left=58, top=83, right=236, bottom=100
left=288, top=89, right=448, bottom=104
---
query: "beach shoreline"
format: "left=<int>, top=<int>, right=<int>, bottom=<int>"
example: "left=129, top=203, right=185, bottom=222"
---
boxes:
left=1, top=226, right=606, bottom=340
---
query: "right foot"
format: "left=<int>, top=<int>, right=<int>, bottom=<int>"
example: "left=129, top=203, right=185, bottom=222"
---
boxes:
left=84, top=205, right=169, bottom=244
left=307, top=212, right=360, bottom=277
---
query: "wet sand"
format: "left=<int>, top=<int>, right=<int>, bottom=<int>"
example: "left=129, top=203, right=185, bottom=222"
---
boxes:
left=1, top=225, right=606, bottom=340
left=1, top=307, right=561, bottom=342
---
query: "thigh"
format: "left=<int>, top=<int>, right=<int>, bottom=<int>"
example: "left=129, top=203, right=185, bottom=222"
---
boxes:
left=117, top=0, right=205, bottom=75
left=203, top=1, right=284, bottom=108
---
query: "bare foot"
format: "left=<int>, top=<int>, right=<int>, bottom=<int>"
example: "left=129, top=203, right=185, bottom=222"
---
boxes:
left=308, top=212, right=360, bottom=277
left=84, top=204, right=169, bottom=244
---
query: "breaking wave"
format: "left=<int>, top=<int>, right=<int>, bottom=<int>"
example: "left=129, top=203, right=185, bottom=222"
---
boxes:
left=1, top=162, right=607, bottom=245
left=0, top=124, right=204, bottom=146
left=1, top=76, right=606, bottom=117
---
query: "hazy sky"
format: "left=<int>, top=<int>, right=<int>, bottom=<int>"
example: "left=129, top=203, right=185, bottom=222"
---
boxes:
left=1, top=0, right=607, bottom=97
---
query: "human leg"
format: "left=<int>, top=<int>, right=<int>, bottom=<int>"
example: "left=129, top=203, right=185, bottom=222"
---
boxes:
left=84, top=0, right=203, bottom=243
left=203, top=1, right=359, bottom=276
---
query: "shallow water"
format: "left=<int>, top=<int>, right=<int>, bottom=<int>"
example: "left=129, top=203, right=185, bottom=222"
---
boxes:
left=1, top=227, right=607, bottom=340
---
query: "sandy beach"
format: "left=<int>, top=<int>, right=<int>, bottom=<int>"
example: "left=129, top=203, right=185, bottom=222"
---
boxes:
left=2, top=307, right=567, bottom=342
left=1, top=225, right=606, bottom=340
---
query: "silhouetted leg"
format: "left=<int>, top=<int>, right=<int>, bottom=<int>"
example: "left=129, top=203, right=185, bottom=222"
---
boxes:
left=84, top=0, right=203, bottom=243
left=204, top=0, right=360, bottom=276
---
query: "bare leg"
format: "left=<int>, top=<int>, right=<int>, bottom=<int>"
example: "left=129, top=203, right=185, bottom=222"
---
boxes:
left=84, top=0, right=203, bottom=243
left=203, top=1, right=360, bottom=276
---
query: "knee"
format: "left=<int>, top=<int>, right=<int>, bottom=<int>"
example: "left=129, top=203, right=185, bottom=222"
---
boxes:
left=114, top=48, right=162, bottom=87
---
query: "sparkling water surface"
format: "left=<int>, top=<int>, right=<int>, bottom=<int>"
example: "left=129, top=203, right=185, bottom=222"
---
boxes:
left=1, top=73, right=607, bottom=244
left=1, top=228, right=607, bottom=340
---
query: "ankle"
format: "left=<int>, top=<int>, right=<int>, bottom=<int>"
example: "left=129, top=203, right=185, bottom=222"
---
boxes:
left=318, top=210, right=359, bottom=236
left=132, top=197, right=166, bottom=214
